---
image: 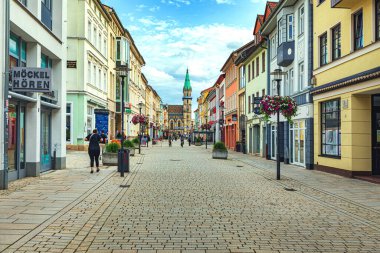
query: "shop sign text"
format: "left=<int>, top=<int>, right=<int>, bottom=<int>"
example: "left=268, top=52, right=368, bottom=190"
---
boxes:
left=11, top=67, right=51, bottom=92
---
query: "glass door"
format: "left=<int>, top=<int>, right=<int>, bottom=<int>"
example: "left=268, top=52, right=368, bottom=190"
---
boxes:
left=249, top=127, right=253, bottom=154
left=8, top=103, right=26, bottom=181
left=40, top=110, right=52, bottom=172
left=290, top=120, right=306, bottom=166
left=271, top=125, right=277, bottom=160
left=372, top=95, right=380, bottom=175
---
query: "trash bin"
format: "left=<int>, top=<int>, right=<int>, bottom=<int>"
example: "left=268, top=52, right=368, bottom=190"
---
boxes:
left=117, top=149, right=130, bottom=173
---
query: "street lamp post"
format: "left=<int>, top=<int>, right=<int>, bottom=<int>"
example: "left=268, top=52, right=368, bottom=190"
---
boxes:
left=116, top=65, right=130, bottom=177
left=219, top=104, right=224, bottom=143
left=138, top=101, right=143, bottom=154
left=205, top=115, right=208, bottom=149
left=271, top=68, right=285, bottom=180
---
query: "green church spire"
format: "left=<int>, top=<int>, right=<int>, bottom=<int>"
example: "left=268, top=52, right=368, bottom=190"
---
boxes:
left=183, top=68, right=192, bottom=91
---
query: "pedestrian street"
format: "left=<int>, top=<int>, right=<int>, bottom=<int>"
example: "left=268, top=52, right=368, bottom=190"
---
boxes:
left=1, top=141, right=380, bottom=253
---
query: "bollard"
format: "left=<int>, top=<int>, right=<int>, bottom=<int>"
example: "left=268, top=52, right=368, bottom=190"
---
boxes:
left=118, top=149, right=130, bottom=177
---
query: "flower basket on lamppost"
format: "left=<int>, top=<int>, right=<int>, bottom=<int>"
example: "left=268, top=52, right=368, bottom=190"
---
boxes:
left=260, top=69, right=297, bottom=180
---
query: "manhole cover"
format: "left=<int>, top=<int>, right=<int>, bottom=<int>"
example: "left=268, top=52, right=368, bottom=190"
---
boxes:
left=236, top=165, right=243, bottom=167
left=170, top=159, right=182, bottom=161
left=284, top=187, right=296, bottom=192
left=120, top=185, right=130, bottom=188
left=137, top=163, right=143, bottom=164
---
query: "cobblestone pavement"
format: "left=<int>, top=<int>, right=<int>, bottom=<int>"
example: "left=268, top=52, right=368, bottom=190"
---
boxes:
left=1, top=142, right=380, bottom=252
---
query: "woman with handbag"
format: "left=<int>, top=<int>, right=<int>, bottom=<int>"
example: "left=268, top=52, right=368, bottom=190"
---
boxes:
left=85, top=129, right=102, bottom=173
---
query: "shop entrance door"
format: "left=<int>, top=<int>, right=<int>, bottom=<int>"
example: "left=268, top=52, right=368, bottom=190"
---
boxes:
left=8, top=103, right=26, bottom=181
left=40, top=110, right=52, bottom=172
left=290, top=120, right=306, bottom=166
left=249, top=127, right=253, bottom=154
left=271, top=125, right=277, bottom=160
left=372, top=95, right=380, bottom=175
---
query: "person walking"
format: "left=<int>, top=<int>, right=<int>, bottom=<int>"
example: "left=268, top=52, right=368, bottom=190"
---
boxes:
left=188, top=135, right=191, bottom=146
left=85, top=129, right=102, bottom=173
left=99, top=130, right=108, bottom=161
left=180, top=134, right=184, bottom=147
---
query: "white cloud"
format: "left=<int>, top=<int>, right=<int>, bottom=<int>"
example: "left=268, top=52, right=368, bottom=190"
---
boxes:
left=215, top=0, right=236, bottom=4
left=161, top=0, right=191, bottom=7
left=129, top=20, right=252, bottom=105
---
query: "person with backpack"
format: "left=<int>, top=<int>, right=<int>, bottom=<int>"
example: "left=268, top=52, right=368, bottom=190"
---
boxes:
left=85, top=129, right=102, bottom=173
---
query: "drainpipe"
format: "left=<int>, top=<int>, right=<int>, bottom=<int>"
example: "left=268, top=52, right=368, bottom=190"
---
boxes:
left=307, top=0, right=314, bottom=170
left=262, top=35, right=271, bottom=160
left=2, top=0, right=10, bottom=189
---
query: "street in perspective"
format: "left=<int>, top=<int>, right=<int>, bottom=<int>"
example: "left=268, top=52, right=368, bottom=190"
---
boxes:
left=1, top=142, right=380, bottom=253
left=2, top=0, right=380, bottom=252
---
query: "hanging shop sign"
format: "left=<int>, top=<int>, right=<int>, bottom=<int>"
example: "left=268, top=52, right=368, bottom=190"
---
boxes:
left=11, top=67, right=51, bottom=92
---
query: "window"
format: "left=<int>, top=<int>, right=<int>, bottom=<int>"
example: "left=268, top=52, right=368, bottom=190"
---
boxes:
left=278, top=18, right=287, bottom=45
left=287, top=14, right=294, bottom=41
left=93, top=27, right=97, bottom=46
left=9, top=33, right=27, bottom=68
left=262, top=52, right=265, bottom=72
left=98, top=33, right=101, bottom=50
left=320, top=33, right=328, bottom=66
left=256, top=57, right=259, bottom=77
left=289, top=68, right=294, bottom=95
left=319, top=0, right=325, bottom=4
left=252, top=60, right=255, bottom=79
left=353, top=10, right=363, bottom=50
left=19, top=0, right=27, bottom=6
left=93, top=65, right=96, bottom=85
left=103, top=72, right=107, bottom=91
left=41, top=0, right=52, bottom=30
left=299, top=6, right=304, bottom=35
left=88, top=21, right=92, bottom=41
left=332, top=24, right=341, bottom=61
left=262, top=89, right=265, bottom=97
left=98, top=69, right=101, bottom=88
left=284, top=71, right=289, bottom=96
left=41, top=53, right=52, bottom=68
left=248, top=96, right=251, bottom=113
left=248, top=64, right=251, bottom=81
left=240, top=66, right=245, bottom=89
left=87, top=61, right=91, bottom=83
left=376, top=0, right=380, bottom=41
left=321, top=99, right=341, bottom=157
left=103, top=38, right=107, bottom=57
left=271, top=35, right=276, bottom=59
left=299, top=62, right=304, bottom=91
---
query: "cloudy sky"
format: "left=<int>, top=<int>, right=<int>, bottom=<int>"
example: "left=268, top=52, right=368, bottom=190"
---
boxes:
left=103, top=0, right=267, bottom=107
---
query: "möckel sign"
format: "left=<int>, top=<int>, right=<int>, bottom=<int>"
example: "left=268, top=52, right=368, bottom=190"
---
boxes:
left=12, top=67, right=52, bottom=92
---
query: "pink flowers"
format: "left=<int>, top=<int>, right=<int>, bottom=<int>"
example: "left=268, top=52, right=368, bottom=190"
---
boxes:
left=132, top=114, right=147, bottom=125
left=259, top=95, right=297, bottom=122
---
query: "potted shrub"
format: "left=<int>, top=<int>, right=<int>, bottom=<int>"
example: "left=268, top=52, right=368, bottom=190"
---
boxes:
left=102, top=141, right=120, bottom=165
left=194, top=136, right=202, bottom=146
left=123, top=140, right=135, bottom=156
left=132, top=137, right=139, bottom=147
left=212, top=141, right=228, bottom=159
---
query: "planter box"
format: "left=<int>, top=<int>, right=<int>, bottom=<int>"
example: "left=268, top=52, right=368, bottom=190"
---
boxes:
left=102, top=152, right=118, bottom=166
left=195, top=142, right=202, bottom=146
left=127, top=148, right=135, bottom=156
left=212, top=150, right=228, bottom=159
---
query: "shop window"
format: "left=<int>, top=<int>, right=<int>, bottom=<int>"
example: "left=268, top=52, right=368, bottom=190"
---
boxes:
left=353, top=10, right=363, bottom=50
left=66, top=103, right=72, bottom=143
left=332, top=24, right=341, bottom=61
left=319, top=33, right=328, bottom=66
left=87, top=106, right=94, bottom=135
left=321, top=99, right=341, bottom=157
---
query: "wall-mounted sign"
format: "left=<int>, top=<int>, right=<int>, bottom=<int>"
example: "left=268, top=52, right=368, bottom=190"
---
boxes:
left=11, top=67, right=51, bottom=92
left=67, top=61, right=77, bottom=68
left=94, top=109, right=109, bottom=135
left=254, top=107, right=261, bottom=115
left=232, top=114, right=237, bottom=121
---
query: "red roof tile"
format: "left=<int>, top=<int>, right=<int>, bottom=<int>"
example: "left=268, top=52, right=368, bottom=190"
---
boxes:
left=167, top=105, right=183, bottom=114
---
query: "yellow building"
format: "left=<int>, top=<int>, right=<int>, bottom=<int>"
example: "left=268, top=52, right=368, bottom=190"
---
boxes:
left=312, top=0, right=380, bottom=177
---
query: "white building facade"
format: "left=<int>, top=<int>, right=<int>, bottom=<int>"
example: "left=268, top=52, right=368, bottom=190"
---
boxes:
left=261, top=0, right=314, bottom=169
left=2, top=0, right=67, bottom=188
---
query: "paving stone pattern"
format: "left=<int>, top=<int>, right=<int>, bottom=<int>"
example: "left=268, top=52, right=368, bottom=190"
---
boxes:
left=1, top=143, right=380, bottom=252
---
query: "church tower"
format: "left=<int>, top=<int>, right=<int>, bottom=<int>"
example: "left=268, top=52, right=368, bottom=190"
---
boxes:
left=183, top=69, right=192, bottom=134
